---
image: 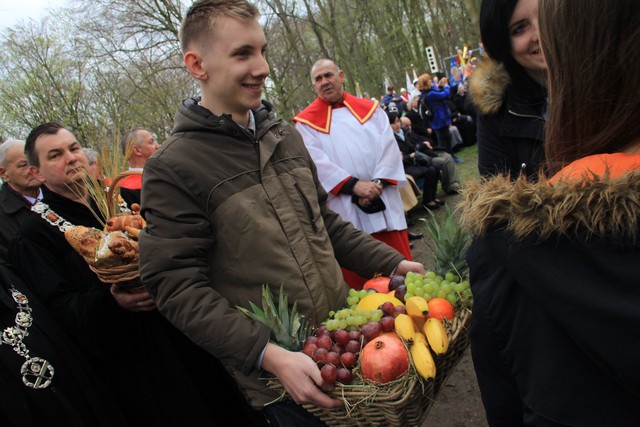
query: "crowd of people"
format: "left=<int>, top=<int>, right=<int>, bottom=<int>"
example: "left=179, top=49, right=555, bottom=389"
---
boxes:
left=1, top=0, right=639, bottom=425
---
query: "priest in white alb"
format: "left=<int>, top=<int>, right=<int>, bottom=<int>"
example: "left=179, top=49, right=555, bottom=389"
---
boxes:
left=294, top=59, right=412, bottom=290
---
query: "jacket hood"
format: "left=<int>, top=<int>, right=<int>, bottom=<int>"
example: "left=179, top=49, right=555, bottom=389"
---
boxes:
left=173, top=97, right=277, bottom=135
left=468, top=57, right=510, bottom=115
left=461, top=171, right=640, bottom=247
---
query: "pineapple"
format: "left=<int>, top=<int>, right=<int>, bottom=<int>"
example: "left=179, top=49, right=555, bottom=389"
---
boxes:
left=420, top=205, right=470, bottom=277
left=237, top=284, right=311, bottom=351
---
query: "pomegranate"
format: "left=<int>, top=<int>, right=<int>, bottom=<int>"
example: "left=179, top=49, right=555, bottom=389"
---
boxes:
left=363, top=275, right=391, bottom=293
left=360, top=333, right=409, bottom=383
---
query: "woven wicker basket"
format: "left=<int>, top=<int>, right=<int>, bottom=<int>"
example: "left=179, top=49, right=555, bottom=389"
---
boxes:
left=268, top=308, right=472, bottom=427
left=90, top=170, right=144, bottom=291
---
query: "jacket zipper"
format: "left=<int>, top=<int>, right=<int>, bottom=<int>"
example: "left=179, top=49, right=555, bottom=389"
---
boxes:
left=294, top=182, right=318, bottom=233
left=251, top=119, right=282, bottom=153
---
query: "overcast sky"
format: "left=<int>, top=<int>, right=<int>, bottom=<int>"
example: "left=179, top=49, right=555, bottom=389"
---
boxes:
left=0, top=0, right=70, bottom=32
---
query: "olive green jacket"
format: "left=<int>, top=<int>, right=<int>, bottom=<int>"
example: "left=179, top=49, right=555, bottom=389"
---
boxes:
left=139, top=99, right=404, bottom=409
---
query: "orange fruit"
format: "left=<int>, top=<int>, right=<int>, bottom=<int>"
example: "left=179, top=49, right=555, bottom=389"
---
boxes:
left=427, top=298, right=455, bottom=321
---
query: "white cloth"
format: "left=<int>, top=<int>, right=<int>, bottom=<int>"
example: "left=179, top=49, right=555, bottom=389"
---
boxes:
left=296, top=107, right=407, bottom=234
left=23, top=187, right=43, bottom=205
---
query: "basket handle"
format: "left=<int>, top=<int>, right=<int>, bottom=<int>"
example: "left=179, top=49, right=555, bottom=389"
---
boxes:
left=106, top=170, right=143, bottom=213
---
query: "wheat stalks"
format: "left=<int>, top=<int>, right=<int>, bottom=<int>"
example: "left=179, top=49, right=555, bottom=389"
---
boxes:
left=66, top=132, right=135, bottom=228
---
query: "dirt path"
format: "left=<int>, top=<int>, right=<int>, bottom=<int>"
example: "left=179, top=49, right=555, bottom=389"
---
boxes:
left=423, top=350, right=488, bottom=426
left=407, top=191, right=489, bottom=427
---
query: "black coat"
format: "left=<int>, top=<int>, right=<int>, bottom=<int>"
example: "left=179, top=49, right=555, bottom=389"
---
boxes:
left=405, top=108, right=433, bottom=140
left=463, top=172, right=640, bottom=426
left=0, top=262, right=128, bottom=427
left=10, top=186, right=265, bottom=426
left=469, top=58, right=546, bottom=180
left=0, top=183, right=34, bottom=260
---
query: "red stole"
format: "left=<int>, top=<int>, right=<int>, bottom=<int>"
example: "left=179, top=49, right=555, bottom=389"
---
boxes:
left=293, top=92, right=379, bottom=134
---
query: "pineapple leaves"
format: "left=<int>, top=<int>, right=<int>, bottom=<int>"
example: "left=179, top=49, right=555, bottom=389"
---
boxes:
left=420, top=205, right=470, bottom=277
left=236, top=284, right=311, bottom=351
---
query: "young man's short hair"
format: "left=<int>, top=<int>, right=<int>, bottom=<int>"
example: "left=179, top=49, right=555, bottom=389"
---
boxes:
left=179, top=0, right=259, bottom=54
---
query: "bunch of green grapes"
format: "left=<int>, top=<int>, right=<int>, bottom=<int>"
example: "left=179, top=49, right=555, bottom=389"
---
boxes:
left=324, top=307, right=384, bottom=331
left=403, top=271, right=472, bottom=307
left=345, top=288, right=376, bottom=309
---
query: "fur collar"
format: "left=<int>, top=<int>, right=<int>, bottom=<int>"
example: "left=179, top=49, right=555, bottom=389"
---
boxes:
left=468, top=57, right=510, bottom=115
left=460, top=171, right=640, bottom=247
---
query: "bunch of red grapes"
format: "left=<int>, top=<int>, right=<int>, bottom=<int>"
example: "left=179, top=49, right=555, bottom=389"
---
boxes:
left=302, top=302, right=408, bottom=385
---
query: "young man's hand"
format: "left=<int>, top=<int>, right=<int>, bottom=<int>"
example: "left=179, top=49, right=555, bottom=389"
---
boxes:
left=262, top=343, right=344, bottom=409
left=395, top=259, right=425, bottom=276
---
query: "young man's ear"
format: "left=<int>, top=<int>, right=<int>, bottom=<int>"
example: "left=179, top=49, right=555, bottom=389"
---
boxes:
left=184, top=50, right=207, bottom=81
left=29, top=166, right=46, bottom=184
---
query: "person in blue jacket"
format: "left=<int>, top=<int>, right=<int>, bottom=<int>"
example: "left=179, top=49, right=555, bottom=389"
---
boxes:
left=415, top=73, right=462, bottom=162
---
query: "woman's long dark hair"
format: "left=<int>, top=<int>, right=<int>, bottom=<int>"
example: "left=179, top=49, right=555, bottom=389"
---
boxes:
left=479, top=0, right=546, bottom=100
left=540, top=0, right=640, bottom=174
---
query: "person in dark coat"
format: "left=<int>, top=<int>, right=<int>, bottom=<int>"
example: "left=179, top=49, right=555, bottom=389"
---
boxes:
left=0, top=140, right=41, bottom=259
left=469, top=0, right=547, bottom=181
left=388, top=111, right=442, bottom=210
left=405, top=96, right=437, bottom=143
left=10, top=122, right=265, bottom=426
left=0, top=261, right=129, bottom=427
left=462, top=0, right=640, bottom=425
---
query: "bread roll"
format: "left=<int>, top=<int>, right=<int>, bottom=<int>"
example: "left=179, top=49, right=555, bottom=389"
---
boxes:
left=65, top=226, right=139, bottom=268
left=64, top=226, right=102, bottom=259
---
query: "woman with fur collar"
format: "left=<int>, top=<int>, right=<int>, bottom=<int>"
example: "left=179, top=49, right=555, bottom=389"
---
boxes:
left=462, top=0, right=640, bottom=425
left=470, top=0, right=547, bottom=180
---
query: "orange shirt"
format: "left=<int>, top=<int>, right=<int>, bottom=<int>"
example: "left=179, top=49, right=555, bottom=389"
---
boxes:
left=551, top=153, right=640, bottom=182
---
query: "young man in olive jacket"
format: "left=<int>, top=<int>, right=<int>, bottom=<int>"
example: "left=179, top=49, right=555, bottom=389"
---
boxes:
left=138, top=1, right=424, bottom=425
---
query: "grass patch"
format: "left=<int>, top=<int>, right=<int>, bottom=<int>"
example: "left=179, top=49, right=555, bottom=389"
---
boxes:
left=453, top=144, right=479, bottom=186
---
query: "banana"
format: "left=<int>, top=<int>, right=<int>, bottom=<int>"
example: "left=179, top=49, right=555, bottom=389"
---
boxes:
left=413, top=331, right=428, bottom=347
left=394, top=314, right=415, bottom=343
left=405, top=296, right=429, bottom=332
left=406, top=296, right=430, bottom=317
left=423, top=318, right=449, bottom=355
left=410, top=340, right=436, bottom=380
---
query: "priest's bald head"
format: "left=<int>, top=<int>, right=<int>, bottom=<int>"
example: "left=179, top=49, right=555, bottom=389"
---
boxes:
left=310, top=59, right=345, bottom=105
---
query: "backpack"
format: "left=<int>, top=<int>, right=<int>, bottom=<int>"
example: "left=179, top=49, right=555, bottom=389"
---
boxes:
left=418, top=93, right=434, bottom=121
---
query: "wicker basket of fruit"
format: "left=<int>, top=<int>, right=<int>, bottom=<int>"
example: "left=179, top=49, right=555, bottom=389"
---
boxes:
left=258, top=283, right=472, bottom=426
left=276, top=284, right=471, bottom=427
left=241, top=207, right=473, bottom=426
